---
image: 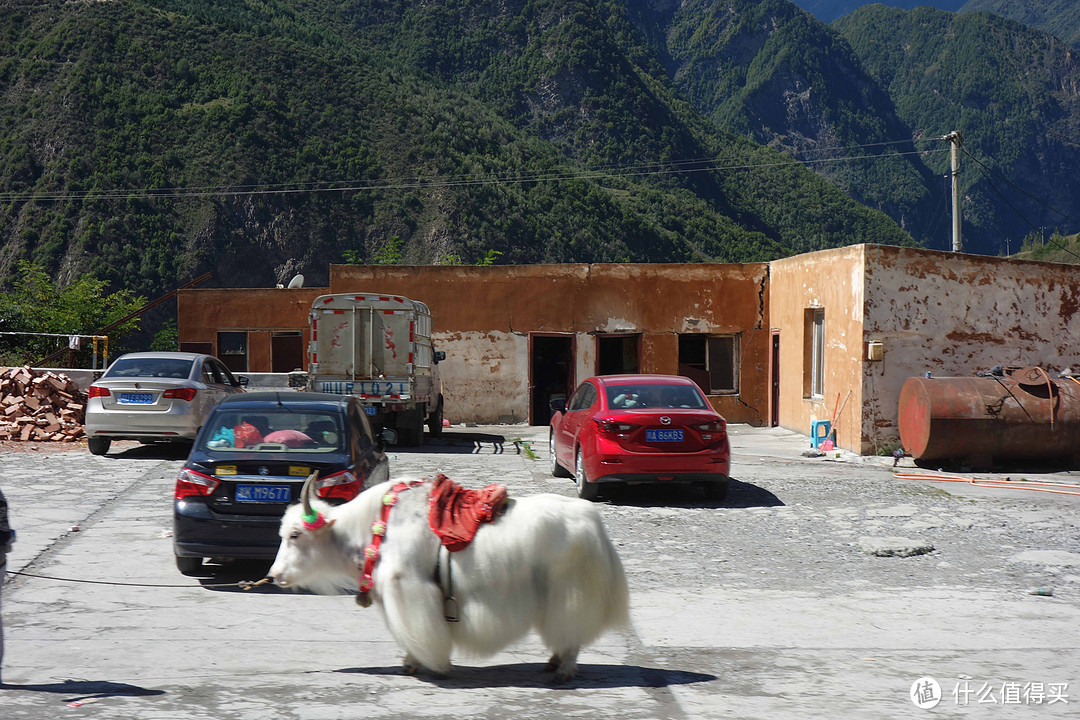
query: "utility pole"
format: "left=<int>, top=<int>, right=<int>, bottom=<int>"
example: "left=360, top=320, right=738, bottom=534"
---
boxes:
left=940, top=130, right=963, bottom=252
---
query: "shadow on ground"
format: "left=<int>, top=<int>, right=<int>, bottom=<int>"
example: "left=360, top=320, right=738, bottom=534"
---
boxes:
left=108, top=441, right=193, bottom=461
left=601, top=477, right=783, bottom=509
left=395, top=431, right=519, bottom=455
left=0, top=679, right=165, bottom=701
left=337, top=662, right=716, bottom=689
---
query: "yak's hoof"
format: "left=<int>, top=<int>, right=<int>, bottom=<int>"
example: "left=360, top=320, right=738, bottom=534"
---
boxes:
left=544, top=654, right=560, bottom=672
left=553, top=669, right=577, bottom=683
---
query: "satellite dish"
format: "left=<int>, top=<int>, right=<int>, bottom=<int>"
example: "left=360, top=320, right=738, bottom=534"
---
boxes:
left=287, top=274, right=304, bottom=288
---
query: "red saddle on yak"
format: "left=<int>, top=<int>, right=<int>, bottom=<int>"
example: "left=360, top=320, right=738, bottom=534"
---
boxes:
left=427, top=473, right=508, bottom=552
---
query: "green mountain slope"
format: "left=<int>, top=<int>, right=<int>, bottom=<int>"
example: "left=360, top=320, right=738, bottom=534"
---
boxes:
left=622, top=0, right=945, bottom=248
left=834, top=5, right=1080, bottom=254
left=795, top=1, right=1080, bottom=47
left=0, top=0, right=911, bottom=300
left=792, top=1, right=965, bottom=23
left=961, top=0, right=1080, bottom=48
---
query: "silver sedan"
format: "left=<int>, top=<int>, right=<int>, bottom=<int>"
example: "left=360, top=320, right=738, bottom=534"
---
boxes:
left=84, top=352, right=247, bottom=455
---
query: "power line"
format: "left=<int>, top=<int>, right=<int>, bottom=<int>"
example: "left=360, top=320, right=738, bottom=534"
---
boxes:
left=961, top=146, right=1080, bottom=229
left=965, top=152, right=1080, bottom=261
left=0, top=146, right=947, bottom=204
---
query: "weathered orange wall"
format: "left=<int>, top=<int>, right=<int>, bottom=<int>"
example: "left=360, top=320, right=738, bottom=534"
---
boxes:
left=769, top=244, right=1080, bottom=454
left=176, top=250, right=1080, bottom=445
left=177, top=287, right=323, bottom=370
left=769, top=246, right=866, bottom=452
left=327, top=264, right=771, bottom=425
left=861, top=244, right=1080, bottom=453
left=177, top=264, right=771, bottom=425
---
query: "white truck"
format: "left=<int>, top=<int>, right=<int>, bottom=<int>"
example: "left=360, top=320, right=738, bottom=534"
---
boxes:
left=305, top=293, right=444, bottom=445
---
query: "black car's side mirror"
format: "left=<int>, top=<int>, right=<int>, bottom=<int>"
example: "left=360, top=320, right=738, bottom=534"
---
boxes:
left=549, top=398, right=566, bottom=414
left=434, top=351, right=446, bottom=363
left=379, top=427, right=399, bottom=446
left=236, top=375, right=249, bottom=388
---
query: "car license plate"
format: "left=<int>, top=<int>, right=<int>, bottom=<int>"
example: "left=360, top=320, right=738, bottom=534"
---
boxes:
left=118, top=392, right=154, bottom=404
left=364, top=406, right=377, bottom=416
left=235, top=484, right=291, bottom=503
left=646, top=428, right=684, bottom=442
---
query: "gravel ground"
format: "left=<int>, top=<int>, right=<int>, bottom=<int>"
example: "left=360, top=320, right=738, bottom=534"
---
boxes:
left=1, top=425, right=1078, bottom=718
left=598, top=458, right=1080, bottom=597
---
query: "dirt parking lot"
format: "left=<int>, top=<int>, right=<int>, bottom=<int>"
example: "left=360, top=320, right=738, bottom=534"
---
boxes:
left=1, top=424, right=1078, bottom=718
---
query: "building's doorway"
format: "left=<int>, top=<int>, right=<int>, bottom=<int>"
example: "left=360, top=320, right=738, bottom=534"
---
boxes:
left=530, top=334, right=574, bottom=426
left=771, top=331, right=780, bottom=427
left=271, top=331, right=304, bottom=372
left=596, top=334, right=640, bottom=375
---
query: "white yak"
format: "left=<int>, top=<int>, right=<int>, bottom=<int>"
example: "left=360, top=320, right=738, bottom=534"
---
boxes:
left=268, top=470, right=629, bottom=681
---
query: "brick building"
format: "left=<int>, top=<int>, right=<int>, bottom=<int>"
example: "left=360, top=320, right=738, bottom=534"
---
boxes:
left=178, top=245, right=1080, bottom=454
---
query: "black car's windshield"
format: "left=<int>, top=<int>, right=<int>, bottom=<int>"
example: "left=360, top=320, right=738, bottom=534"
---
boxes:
left=202, top=411, right=344, bottom=453
left=605, top=384, right=706, bottom=409
left=105, top=357, right=195, bottom=379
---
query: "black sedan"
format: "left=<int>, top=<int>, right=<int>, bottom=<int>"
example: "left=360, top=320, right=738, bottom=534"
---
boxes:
left=172, top=392, right=388, bottom=575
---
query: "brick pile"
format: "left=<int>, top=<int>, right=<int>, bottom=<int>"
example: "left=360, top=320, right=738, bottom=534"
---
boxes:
left=0, top=366, right=87, bottom=442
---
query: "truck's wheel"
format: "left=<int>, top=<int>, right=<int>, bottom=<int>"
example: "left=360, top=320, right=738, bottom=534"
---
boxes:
left=428, top=397, right=444, bottom=437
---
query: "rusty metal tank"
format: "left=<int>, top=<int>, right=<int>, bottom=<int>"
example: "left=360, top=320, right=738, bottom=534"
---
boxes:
left=898, top=366, right=1080, bottom=467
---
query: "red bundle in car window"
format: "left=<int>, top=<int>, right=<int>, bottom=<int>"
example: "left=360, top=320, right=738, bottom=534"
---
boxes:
left=233, top=422, right=263, bottom=448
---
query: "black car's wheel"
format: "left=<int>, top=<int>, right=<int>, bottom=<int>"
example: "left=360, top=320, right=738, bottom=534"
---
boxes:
left=575, top=447, right=599, bottom=501
left=88, top=437, right=111, bottom=456
left=175, top=555, right=204, bottom=576
left=550, top=432, right=572, bottom=478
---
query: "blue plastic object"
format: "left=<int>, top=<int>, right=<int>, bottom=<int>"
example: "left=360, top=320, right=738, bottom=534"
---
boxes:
left=810, top=420, right=832, bottom=448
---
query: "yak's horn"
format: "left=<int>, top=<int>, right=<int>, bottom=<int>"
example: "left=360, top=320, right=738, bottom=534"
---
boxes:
left=300, top=470, right=319, bottom=519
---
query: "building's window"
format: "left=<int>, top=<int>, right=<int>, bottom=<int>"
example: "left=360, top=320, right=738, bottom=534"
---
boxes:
left=217, top=331, right=248, bottom=373
left=805, top=309, right=825, bottom=399
left=677, top=335, right=739, bottom=394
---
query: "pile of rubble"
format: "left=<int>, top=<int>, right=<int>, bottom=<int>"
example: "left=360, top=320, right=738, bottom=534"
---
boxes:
left=0, top=366, right=87, bottom=442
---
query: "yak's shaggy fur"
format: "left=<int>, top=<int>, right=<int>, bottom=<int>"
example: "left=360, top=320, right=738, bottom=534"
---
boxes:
left=269, top=474, right=629, bottom=680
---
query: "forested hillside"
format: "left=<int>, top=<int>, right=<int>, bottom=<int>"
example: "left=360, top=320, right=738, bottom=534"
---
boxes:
left=3, top=0, right=1077, bottom=326
left=0, top=0, right=908, bottom=308
left=794, top=0, right=1080, bottom=48
left=961, top=0, right=1080, bottom=48
left=835, top=6, right=1080, bottom=253
left=791, top=1, right=964, bottom=23
left=624, top=0, right=945, bottom=248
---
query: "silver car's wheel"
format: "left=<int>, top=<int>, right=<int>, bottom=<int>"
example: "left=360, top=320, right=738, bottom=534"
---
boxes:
left=88, top=437, right=111, bottom=456
left=575, top=447, right=599, bottom=501
left=550, top=432, right=571, bottom=478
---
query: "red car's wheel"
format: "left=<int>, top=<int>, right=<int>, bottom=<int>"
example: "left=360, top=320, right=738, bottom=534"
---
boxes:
left=550, top=432, right=572, bottom=478
left=575, top=447, right=599, bottom=501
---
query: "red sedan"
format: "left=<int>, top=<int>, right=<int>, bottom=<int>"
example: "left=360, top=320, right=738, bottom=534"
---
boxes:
left=549, top=374, right=730, bottom=501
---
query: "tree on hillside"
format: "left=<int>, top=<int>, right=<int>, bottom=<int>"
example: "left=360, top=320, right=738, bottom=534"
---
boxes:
left=0, top=262, right=146, bottom=367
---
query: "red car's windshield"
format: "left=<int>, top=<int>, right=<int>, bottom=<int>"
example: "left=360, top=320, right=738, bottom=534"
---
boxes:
left=604, top=383, right=707, bottom=410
